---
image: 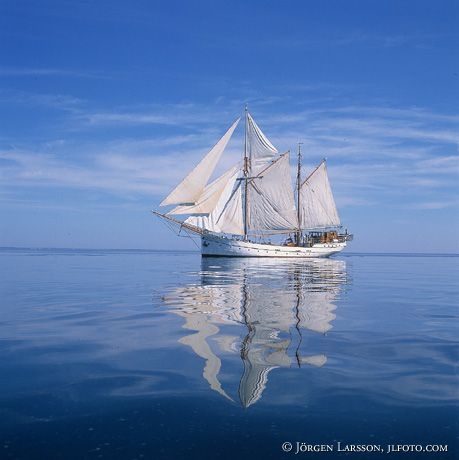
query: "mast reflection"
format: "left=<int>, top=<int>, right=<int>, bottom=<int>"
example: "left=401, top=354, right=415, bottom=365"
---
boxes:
left=162, top=257, right=348, bottom=407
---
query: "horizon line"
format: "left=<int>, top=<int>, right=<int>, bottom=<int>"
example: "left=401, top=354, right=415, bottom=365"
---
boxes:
left=0, top=246, right=458, bottom=257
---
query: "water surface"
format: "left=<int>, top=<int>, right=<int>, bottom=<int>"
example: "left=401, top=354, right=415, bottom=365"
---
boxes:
left=0, top=249, right=457, bottom=459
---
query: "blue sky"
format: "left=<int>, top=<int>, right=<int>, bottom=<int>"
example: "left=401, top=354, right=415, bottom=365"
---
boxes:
left=0, top=0, right=458, bottom=253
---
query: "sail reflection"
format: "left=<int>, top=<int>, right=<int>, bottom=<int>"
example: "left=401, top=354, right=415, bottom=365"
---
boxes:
left=162, top=257, right=348, bottom=407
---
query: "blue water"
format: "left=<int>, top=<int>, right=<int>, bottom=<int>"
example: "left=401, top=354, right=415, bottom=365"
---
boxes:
left=0, top=248, right=457, bottom=459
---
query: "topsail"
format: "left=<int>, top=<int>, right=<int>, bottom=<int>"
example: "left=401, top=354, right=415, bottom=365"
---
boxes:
left=246, top=112, right=278, bottom=173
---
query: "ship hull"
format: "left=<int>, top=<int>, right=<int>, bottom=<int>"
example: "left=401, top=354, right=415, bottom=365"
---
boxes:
left=201, top=234, right=346, bottom=258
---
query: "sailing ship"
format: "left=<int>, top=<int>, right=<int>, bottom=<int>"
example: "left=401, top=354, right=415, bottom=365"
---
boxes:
left=154, top=109, right=352, bottom=257
left=162, top=257, right=347, bottom=406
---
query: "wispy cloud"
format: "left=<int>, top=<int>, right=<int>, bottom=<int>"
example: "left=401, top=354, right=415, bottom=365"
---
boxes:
left=409, top=199, right=459, bottom=210
left=0, top=88, right=83, bottom=111
left=0, top=148, right=161, bottom=196
left=0, top=67, right=108, bottom=79
left=259, top=31, right=455, bottom=52
left=0, top=99, right=457, bottom=212
left=84, top=112, right=187, bottom=126
left=78, top=103, right=239, bottom=129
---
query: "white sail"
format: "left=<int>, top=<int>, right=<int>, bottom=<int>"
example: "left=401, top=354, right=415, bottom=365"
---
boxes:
left=185, top=168, right=245, bottom=235
left=299, top=160, right=340, bottom=229
left=247, top=152, right=298, bottom=232
left=168, top=166, right=238, bottom=215
left=215, top=181, right=244, bottom=235
left=160, top=118, right=240, bottom=206
left=247, top=112, right=278, bottom=172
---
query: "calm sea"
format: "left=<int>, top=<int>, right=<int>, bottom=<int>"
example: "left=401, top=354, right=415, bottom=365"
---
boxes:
left=0, top=248, right=457, bottom=459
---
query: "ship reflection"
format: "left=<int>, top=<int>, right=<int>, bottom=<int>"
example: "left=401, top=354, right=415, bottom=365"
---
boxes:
left=162, top=257, right=348, bottom=407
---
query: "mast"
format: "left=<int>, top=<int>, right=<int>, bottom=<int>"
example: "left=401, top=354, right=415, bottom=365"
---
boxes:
left=243, top=105, right=249, bottom=240
left=296, top=142, right=303, bottom=246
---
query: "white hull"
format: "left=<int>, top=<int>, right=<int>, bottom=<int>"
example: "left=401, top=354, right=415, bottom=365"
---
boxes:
left=201, top=234, right=346, bottom=258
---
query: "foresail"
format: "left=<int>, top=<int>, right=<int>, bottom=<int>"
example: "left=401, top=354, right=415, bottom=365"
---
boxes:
left=160, top=118, right=240, bottom=206
left=247, top=152, right=298, bottom=232
left=247, top=112, right=278, bottom=172
left=185, top=169, right=245, bottom=235
left=215, top=181, right=244, bottom=235
left=168, top=166, right=238, bottom=215
left=299, top=161, right=341, bottom=229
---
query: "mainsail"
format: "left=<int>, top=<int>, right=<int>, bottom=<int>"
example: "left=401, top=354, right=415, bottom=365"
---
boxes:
left=246, top=152, right=298, bottom=232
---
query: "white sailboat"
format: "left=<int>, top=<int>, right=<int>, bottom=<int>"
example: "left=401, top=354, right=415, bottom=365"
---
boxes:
left=154, top=109, right=352, bottom=257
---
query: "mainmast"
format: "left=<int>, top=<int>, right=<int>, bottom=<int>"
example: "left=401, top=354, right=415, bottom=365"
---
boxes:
left=296, top=142, right=303, bottom=246
left=243, top=105, right=249, bottom=240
